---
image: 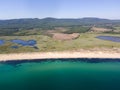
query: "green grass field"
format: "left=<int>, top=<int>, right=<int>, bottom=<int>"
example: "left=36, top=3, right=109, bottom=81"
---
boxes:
left=0, top=33, right=120, bottom=53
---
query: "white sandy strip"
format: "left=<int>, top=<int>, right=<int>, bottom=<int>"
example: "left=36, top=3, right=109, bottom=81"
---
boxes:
left=0, top=51, right=120, bottom=61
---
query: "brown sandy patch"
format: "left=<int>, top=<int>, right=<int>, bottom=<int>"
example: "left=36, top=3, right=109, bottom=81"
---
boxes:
left=90, top=27, right=112, bottom=32
left=52, top=33, right=80, bottom=40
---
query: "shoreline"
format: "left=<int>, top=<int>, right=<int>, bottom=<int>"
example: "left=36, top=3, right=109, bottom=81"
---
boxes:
left=0, top=50, right=120, bottom=61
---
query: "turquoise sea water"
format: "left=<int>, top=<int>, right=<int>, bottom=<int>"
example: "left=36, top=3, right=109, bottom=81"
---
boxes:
left=0, top=59, right=120, bottom=90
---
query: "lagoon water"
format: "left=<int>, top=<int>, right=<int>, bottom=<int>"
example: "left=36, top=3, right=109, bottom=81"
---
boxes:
left=11, top=39, right=37, bottom=46
left=0, top=40, right=5, bottom=45
left=96, top=36, right=120, bottom=42
left=0, top=39, right=38, bottom=49
left=0, top=59, right=120, bottom=90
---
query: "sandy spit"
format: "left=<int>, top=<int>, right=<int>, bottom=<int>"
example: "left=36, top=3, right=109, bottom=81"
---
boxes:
left=0, top=51, right=120, bottom=61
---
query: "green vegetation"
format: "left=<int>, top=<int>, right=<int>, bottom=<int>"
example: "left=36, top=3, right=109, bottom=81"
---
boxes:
left=63, top=26, right=90, bottom=34
left=0, top=17, right=120, bottom=36
left=0, top=18, right=120, bottom=53
left=0, top=33, right=120, bottom=53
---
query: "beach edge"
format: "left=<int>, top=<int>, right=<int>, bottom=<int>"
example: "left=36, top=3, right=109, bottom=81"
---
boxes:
left=0, top=50, right=120, bottom=61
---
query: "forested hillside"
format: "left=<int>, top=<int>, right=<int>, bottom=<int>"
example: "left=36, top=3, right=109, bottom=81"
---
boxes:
left=0, top=17, right=120, bottom=35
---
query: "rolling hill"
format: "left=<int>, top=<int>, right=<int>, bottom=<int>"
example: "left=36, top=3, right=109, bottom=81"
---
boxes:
left=0, top=17, right=120, bottom=35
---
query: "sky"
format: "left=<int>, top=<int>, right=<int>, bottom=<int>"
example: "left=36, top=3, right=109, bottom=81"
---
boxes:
left=0, top=0, right=120, bottom=19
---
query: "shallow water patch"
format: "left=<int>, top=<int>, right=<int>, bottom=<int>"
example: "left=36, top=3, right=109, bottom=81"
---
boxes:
left=0, top=40, right=5, bottom=45
left=10, top=39, right=37, bottom=46
left=96, top=36, right=120, bottom=42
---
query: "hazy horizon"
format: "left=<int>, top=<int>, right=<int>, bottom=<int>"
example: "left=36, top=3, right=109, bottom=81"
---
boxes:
left=1, top=17, right=120, bottom=20
left=0, top=0, right=120, bottom=19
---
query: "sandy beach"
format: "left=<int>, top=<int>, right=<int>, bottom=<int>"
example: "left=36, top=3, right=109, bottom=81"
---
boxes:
left=0, top=50, right=120, bottom=61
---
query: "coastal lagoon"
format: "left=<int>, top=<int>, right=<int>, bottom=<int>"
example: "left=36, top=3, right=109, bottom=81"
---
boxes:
left=11, top=39, right=37, bottom=46
left=0, top=39, right=37, bottom=46
left=96, top=36, right=120, bottom=42
left=0, top=39, right=38, bottom=49
left=0, top=58, right=120, bottom=90
left=0, top=40, right=5, bottom=45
